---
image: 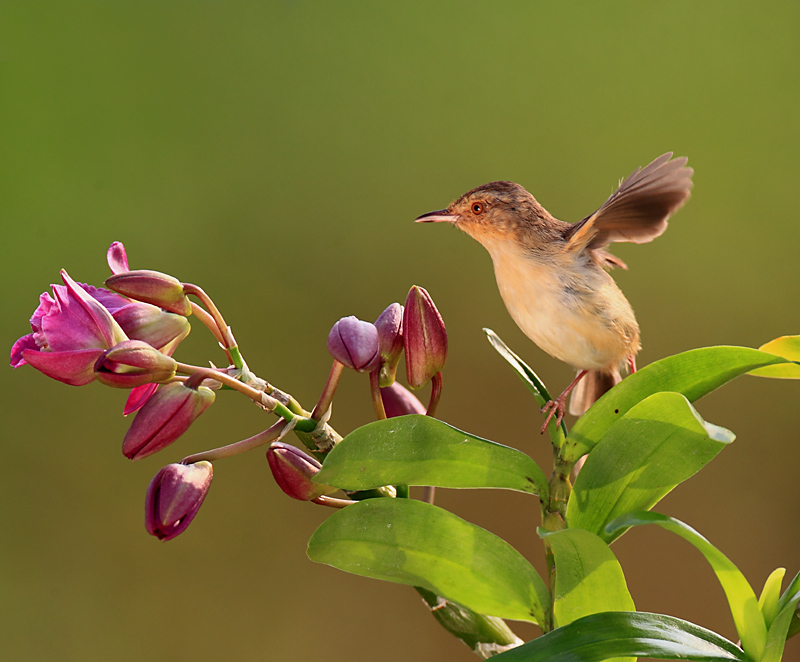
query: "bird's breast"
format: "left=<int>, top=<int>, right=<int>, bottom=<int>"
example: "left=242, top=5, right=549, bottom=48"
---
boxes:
left=481, top=239, right=640, bottom=371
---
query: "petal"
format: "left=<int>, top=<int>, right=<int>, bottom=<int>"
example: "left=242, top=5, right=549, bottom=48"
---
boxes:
left=124, top=383, right=159, bottom=416
left=10, top=334, right=37, bottom=367
left=107, top=241, right=130, bottom=274
left=21, top=347, right=104, bottom=385
left=56, top=270, right=128, bottom=349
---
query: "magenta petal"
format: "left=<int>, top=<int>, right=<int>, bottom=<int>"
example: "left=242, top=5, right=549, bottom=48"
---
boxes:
left=22, top=347, right=104, bottom=385
left=145, top=462, right=213, bottom=541
left=58, top=270, right=127, bottom=349
left=80, top=283, right=131, bottom=314
left=10, top=334, right=38, bottom=367
left=107, top=241, right=130, bottom=274
left=124, top=383, right=158, bottom=415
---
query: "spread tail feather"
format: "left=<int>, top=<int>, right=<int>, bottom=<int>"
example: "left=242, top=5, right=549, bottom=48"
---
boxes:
left=569, top=368, right=621, bottom=417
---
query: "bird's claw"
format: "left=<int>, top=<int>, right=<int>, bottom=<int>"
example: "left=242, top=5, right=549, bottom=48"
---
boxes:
left=540, top=398, right=566, bottom=434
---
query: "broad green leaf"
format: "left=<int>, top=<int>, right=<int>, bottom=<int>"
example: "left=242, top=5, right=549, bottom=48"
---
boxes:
left=566, top=392, right=733, bottom=542
left=491, top=611, right=747, bottom=662
left=564, top=346, right=790, bottom=462
left=606, top=511, right=767, bottom=662
left=484, top=328, right=567, bottom=441
left=307, top=498, right=550, bottom=626
left=762, top=588, right=800, bottom=662
left=751, top=336, right=800, bottom=378
left=539, top=529, right=634, bottom=639
left=759, top=568, right=786, bottom=628
left=316, top=414, right=548, bottom=499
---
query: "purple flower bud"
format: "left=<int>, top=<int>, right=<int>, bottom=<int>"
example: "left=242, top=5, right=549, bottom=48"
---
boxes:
left=11, top=270, right=129, bottom=386
left=327, top=316, right=381, bottom=373
left=95, top=340, right=178, bottom=388
left=267, top=441, right=336, bottom=501
left=374, top=303, right=404, bottom=387
left=145, top=461, right=213, bottom=541
left=105, top=270, right=191, bottom=316
left=122, top=381, right=215, bottom=460
left=380, top=382, right=426, bottom=418
left=403, top=286, right=448, bottom=389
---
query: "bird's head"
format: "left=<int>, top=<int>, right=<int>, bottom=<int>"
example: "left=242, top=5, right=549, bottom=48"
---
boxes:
left=415, top=181, right=555, bottom=245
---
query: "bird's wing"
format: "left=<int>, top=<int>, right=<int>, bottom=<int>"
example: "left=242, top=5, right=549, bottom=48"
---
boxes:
left=564, top=152, right=693, bottom=253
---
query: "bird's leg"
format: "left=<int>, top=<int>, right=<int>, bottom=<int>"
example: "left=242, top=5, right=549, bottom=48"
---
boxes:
left=628, top=356, right=637, bottom=373
left=541, top=369, right=588, bottom=434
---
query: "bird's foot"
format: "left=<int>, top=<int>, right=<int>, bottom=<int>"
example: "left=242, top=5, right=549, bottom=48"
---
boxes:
left=540, top=396, right=567, bottom=434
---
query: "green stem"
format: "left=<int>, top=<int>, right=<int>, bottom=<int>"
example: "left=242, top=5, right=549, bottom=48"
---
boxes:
left=370, top=369, right=387, bottom=420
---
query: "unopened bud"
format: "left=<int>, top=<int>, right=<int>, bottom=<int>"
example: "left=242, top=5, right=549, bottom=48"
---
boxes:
left=403, top=286, right=447, bottom=389
left=122, top=381, right=215, bottom=460
left=374, top=303, right=404, bottom=387
left=145, top=462, right=213, bottom=541
left=327, top=316, right=381, bottom=373
left=267, top=441, right=337, bottom=501
left=380, top=382, right=426, bottom=418
left=95, top=340, right=177, bottom=388
left=105, top=270, right=191, bottom=316
left=113, top=302, right=191, bottom=353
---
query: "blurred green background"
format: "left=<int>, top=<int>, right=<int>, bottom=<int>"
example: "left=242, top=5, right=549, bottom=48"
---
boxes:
left=2, top=2, right=799, bottom=660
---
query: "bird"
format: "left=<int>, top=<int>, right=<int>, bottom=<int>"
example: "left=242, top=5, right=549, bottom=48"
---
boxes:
left=415, top=153, right=693, bottom=433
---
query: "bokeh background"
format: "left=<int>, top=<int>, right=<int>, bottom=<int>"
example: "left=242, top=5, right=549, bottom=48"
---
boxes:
left=2, top=2, right=799, bottom=661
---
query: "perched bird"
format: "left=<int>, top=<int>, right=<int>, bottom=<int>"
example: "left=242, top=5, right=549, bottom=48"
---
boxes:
left=416, top=153, right=693, bottom=432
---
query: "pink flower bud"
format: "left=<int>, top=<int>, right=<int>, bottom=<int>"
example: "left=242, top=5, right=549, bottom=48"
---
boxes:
left=105, top=270, right=191, bottom=316
left=267, top=441, right=336, bottom=501
left=403, top=286, right=448, bottom=389
left=374, top=303, right=404, bottom=387
left=95, top=340, right=178, bottom=388
left=380, top=382, right=426, bottom=418
left=122, top=381, right=215, bottom=460
left=145, top=462, right=213, bottom=541
left=327, top=316, right=381, bottom=372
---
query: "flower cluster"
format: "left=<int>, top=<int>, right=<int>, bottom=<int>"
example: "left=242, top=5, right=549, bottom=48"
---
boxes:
left=10, top=242, right=448, bottom=541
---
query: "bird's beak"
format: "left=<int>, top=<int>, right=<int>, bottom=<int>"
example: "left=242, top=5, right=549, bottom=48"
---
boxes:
left=415, top=209, right=459, bottom=223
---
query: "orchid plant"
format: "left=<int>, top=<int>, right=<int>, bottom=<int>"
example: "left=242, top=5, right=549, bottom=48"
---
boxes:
left=11, top=242, right=800, bottom=661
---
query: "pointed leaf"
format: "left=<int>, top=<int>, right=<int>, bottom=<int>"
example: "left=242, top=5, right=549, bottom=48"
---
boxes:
left=567, top=393, right=733, bottom=541
left=316, top=415, right=548, bottom=499
left=759, top=568, right=786, bottom=628
left=751, top=336, right=800, bottom=378
left=539, top=529, right=634, bottom=640
left=307, top=498, right=550, bottom=626
left=762, top=588, right=800, bottom=662
left=564, top=346, right=791, bottom=462
left=484, top=328, right=567, bottom=441
left=605, top=511, right=767, bottom=662
left=491, top=611, right=747, bottom=662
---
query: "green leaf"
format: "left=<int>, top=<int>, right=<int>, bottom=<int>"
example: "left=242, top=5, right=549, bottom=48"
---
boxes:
left=759, top=568, right=786, bottom=628
left=777, top=570, right=800, bottom=640
left=484, top=328, right=567, bottom=442
left=539, top=529, right=634, bottom=639
left=564, top=346, right=790, bottom=462
left=491, top=611, right=747, bottom=662
left=762, top=588, right=800, bottom=662
left=307, top=498, right=550, bottom=626
left=566, top=392, right=733, bottom=542
left=316, top=414, right=548, bottom=499
left=751, top=336, right=800, bottom=378
left=605, top=511, right=767, bottom=662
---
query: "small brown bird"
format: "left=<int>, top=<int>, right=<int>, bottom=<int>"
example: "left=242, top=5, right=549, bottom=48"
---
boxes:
left=416, top=153, right=693, bottom=432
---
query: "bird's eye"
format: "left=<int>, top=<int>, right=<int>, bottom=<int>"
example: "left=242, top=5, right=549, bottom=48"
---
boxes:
left=471, top=202, right=484, bottom=215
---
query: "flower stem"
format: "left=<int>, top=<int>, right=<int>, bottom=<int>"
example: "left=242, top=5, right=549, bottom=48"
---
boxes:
left=426, top=371, right=443, bottom=417
left=176, top=364, right=295, bottom=422
left=312, top=360, right=344, bottom=421
left=181, top=420, right=287, bottom=464
left=370, top=369, right=387, bottom=420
